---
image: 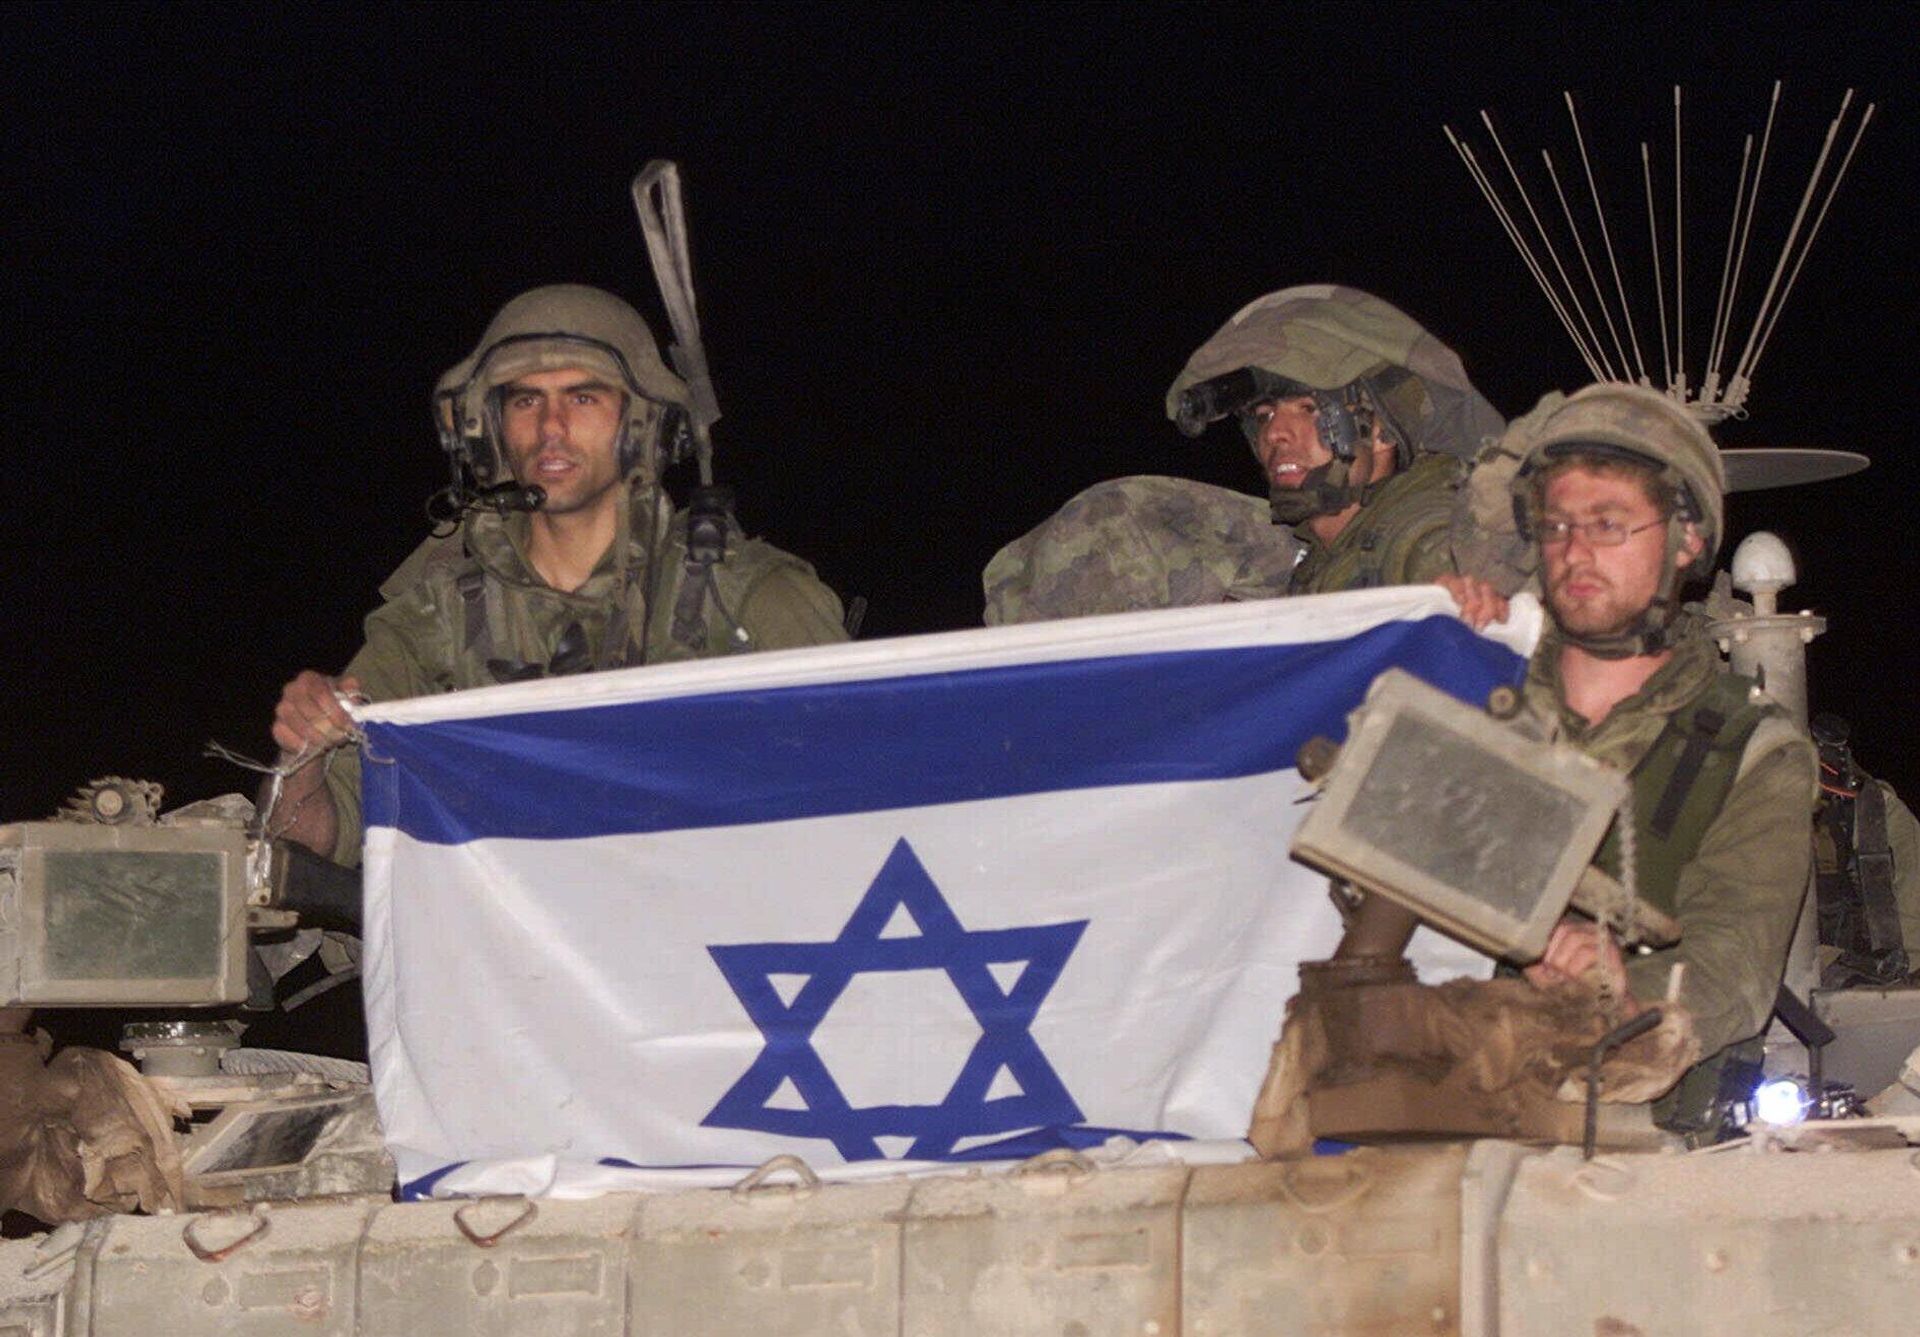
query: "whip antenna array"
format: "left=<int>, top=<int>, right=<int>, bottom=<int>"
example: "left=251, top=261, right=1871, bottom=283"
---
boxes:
left=1446, top=83, right=1873, bottom=422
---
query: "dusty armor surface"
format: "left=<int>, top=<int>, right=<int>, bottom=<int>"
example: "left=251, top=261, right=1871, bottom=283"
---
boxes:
left=12, top=1139, right=1920, bottom=1334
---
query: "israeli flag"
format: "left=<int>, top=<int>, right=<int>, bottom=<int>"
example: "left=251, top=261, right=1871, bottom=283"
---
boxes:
left=359, top=587, right=1541, bottom=1198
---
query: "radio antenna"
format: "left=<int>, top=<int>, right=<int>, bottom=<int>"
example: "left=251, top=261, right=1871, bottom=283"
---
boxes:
left=1445, top=83, right=1873, bottom=424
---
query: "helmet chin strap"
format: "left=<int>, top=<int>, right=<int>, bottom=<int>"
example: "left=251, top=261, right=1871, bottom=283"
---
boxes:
left=1557, top=609, right=1678, bottom=660
left=1267, top=458, right=1384, bottom=525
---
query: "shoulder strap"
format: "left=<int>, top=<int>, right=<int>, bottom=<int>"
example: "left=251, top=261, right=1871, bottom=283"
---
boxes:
left=455, top=565, right=493, bottom=664
left=666, top=505, right=758, bottom=655
left=1625, top=675, right=1799, bottom=1140
left=1854, top=779, right=1905, bottom=957
left=673, top=551, right=758, bottom=654
left=1610, top=673, right=1774, bottom=913
left=671, top=556, right=714, bottom=651
left=1648, top=702, right=1732, bottom=839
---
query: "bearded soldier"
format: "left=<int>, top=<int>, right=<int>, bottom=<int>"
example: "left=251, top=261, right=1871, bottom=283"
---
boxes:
left=982, top=285, right=1508, bottom=623
left=269, top=284, right=848, bottom=866
left=1455, top=383, right=1818, bottom=1138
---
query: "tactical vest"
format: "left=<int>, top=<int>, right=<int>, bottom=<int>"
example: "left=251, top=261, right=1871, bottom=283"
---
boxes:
left=446, top=530, right=760, bottom=687
left=1288, top=453, right=1460, bottom=595
left=1591, top=670, right=1776, bottom=1136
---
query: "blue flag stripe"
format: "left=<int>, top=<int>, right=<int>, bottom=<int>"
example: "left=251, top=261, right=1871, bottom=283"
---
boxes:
left=362, top=615, right=1522, bottom=845
left=397, top=1125, right=1190, bottom=1197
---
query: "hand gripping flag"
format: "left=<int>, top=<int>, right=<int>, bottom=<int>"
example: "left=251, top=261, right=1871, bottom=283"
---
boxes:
left=358, top=588, right=1541, bottom=1198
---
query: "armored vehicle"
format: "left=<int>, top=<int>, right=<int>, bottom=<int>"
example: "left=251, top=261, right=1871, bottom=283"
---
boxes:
left=4, top=510, right=1918, bottom=1336
left=6, top=96, right=1911, bottom=1330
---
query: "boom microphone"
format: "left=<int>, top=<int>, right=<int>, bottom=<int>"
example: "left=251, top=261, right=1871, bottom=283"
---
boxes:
left=472, top=482, right=547, bottom=514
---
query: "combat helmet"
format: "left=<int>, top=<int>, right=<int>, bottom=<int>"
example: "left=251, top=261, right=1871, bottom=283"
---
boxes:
left=1165, top=285, right=1505, bottom=523
left=1511, top=381, right=1726, bottom=657
left=435, top=284, right=694, bottom=488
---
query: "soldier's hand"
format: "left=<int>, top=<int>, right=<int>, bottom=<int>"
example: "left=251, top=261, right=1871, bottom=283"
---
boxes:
left=270, top=671, right=363, bottom=758
left=1435, top=574, right=1510, bottom=631
left=1524, top=916, right=1638, bottom=1012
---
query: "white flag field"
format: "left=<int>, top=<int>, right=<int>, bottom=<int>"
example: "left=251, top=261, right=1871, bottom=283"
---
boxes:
left=357, top=587, right=1542, bottom=1199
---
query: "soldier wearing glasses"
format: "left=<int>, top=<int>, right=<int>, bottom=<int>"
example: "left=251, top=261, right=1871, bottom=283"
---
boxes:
left=1446, top=383, right=1817, bottom=1139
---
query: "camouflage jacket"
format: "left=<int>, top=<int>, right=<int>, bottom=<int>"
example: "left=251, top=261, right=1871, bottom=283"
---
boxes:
left=982, top=477, right=1302, bottom=624
left=1521, top=629, right=1816, bottom=1068
left=1287, top=451, right=1463, bottom=595
left=321, top=480, right=846, bottom=864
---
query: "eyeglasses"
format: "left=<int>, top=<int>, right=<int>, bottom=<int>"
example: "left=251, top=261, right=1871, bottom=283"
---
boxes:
left=1536, top=514, right=1667, bottom=547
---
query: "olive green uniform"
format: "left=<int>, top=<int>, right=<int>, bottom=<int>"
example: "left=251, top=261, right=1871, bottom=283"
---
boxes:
left=1522, top=628, right=1817, bottom=1102
left=1287, top=451, right=1463, bottom=594
left=320, top=480, right=846, bottom=865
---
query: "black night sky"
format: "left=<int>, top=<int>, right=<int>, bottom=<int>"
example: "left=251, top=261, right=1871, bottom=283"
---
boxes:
left=6, top=2, right=1917, bottom=818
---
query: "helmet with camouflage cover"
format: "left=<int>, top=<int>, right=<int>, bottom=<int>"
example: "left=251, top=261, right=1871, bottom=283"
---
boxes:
left=982, top=476, right=1304, bottom=624
left=1165, top=285, right=1505, bottom=523
left=435, top=284, right=694, bottom=487
left=1510, top=381, right=1726, bottom=657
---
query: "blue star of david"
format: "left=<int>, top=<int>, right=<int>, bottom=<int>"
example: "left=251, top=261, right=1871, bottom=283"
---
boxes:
left=703, top=837, right=1088, bottom=1160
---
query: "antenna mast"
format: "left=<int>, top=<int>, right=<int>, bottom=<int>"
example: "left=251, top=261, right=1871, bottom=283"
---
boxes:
left=1445, top=84, right=1873, bottom=423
